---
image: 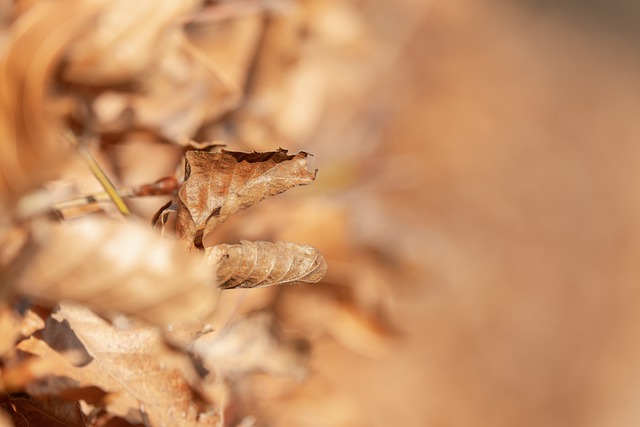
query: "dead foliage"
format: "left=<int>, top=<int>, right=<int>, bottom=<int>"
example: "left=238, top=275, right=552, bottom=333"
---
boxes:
left=176, top=149, right=316, bottom=250
left=0, top=0, right=398, bottom=426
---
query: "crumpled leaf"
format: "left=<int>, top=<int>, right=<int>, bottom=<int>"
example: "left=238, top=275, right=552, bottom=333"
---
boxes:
left=206, top=241, right=327, bottom=289
left=176, top=149, right=316, bottom=249
left=16, top=304, right=219, bottom=427
left=16, top=218, right=220, bottom=325
left=194, top=310, right=309, bottom=380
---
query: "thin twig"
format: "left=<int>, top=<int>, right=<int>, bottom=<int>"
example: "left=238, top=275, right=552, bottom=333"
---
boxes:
left=63, top=130, right=132, bottom=217
left=52, top=174, right=181, bottom=218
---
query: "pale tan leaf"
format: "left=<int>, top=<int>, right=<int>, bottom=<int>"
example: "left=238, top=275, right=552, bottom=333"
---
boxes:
left=276, top=287, right=394, bottom=358
left=184, top=8, right=264, bottom=92
left=16, top=304, right=220, bottom=427
left=60, top=0, right=240, bottom=140
left=0, top=303, right=45, bottom=360
left=122, top=34, right=239, bottom=140
left=0, top=1, right=100, bottom=207
left=194, top=310, right=309, bottom=380
left=0, top=410, right=10, bottom=427
left=0, top=223, right=29, bottom=273
left=65, top=1, right=242, bottom=140
left=62, top=0, right=199, bottom=85
left=176, top=149, right=316, bottom=249
left=0, top=302, right=21, bottom=358
left=16, top=218, right=220, bottom=325
left=242, top=374, right=368, bottom=427
left=206, top=241, right=327, bottom=289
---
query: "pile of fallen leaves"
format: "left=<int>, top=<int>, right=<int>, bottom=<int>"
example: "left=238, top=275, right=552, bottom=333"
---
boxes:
left=0, top=1, right=401, bottom=425
left=0, top=143, right=327, bottom=426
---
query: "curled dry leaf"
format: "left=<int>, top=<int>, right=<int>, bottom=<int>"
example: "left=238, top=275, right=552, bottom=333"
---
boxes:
left=16, top=218, right=220, bottom=325
left=16, top=304, right=219, bottom=427
left=206, top=240, right=327, bottom=289
left=176, top=149, right=316, bottom=249
left=194, top=310, right=309, bottom=380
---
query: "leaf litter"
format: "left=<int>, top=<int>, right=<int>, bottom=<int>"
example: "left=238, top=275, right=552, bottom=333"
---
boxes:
left=0, top=0, right=406, bottom=426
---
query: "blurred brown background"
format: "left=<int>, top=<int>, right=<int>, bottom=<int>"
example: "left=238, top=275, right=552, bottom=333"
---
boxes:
left=293, top=0, right=640, bottom=425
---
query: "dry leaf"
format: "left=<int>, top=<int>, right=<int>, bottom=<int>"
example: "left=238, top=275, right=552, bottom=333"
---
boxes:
left=0, top=303, right=21, bottom=358
left=276, top=287, right=393, bottom=358
left=176, top=149, right=316, bottom=249
left=62, top=0, right=239, bottom=140
left=1, top=0, right=399, bottom=424
left=121, top=34, right=239, bottom=140
left=16, top=218, right=220, bottom=325
left=184, top=7, right=264, bottom=92
left=62, top=0, right=199, bottom=85
left=206, top=241, right=327, bottom=289
left=194, top=310, right=309, bottom=380
left=0, top=394, right=86, bottom=427
left=219, top=4, right=307, bottom=150
left=19, top=309, right=46, bottom=338
left=0, top=304, right=43, bottom=361
left=16, top=304, right=219, bottom=427
left=0, top=1, right=100, bottom=208
left=0, top=410, right=10, bottom=427
left=239, top=374, right=368, bottom=427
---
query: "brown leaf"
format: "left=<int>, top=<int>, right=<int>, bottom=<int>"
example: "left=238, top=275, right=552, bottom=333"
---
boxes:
left=16, top=218, right=220, bottom=325
left=206, top=241, right=327, bottom=289
left=193, top=311, right=309, bottom=380
left=0, top=394, right=86, bottom=427
left=176, top=149, right=316, bottom=249
left=16, top=304, right=220, bottom=427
